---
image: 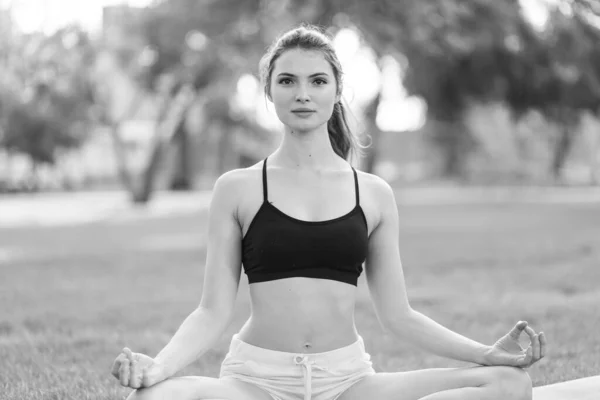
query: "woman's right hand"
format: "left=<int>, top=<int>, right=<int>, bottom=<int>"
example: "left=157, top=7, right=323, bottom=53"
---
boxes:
left=111, top=347, right=166, bottom=389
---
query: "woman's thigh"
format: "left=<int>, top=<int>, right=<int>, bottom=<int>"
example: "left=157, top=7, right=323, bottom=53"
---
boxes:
left=337, top=365, right=531, bottom=400
left=126, top=376, right=275, bottom=400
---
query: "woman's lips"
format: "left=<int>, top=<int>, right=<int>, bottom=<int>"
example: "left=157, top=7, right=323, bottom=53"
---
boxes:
left=291, top=110, right=315, bottom=117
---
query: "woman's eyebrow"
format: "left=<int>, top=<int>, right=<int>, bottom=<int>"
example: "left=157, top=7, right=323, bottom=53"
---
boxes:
left=276, top=72, right=330, bottom=78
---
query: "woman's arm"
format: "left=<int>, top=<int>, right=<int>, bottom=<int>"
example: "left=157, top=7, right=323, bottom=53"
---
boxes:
left=152, top=170, right=246, bottom=379
left=364, top=177, right=489, bottom=365
left=393, top=309, right=489, bottom=365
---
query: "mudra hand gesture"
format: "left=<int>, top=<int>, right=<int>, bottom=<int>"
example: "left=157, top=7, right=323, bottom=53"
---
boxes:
left=483, top=321, right=547, bottom=368
left=111, top=347, right=165, bottom=389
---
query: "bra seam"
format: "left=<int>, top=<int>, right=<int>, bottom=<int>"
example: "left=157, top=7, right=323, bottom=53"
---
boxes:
left=242, top=203, right=367, bottom=242
left=265, top=201, right=362, bottom=225
left=242, top=202, right=267, bottom=242
left=262, top=157, right=268, bottom=203
left=352, top=167, right=360, bottom=207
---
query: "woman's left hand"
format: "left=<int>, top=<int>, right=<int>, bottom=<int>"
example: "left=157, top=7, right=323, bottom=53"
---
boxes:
left=482, top=321, right=547, bottom=368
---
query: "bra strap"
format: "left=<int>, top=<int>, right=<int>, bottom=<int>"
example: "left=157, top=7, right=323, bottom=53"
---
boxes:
left=262, top=157, right=269, bottom=203
left=352, top=167, right=359, bottom=206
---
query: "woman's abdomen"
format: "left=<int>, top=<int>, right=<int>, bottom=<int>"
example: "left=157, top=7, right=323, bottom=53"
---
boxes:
left=237, top=277, right=359, bottom=353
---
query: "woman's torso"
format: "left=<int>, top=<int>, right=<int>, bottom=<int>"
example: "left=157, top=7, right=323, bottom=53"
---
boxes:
left=233, top=159, right=380, bottom=353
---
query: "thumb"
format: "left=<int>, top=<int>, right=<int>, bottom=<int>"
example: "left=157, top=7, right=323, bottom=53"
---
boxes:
left=490, top=346, right=531, bottom=367
left=508, top=321, right=528, bottom=339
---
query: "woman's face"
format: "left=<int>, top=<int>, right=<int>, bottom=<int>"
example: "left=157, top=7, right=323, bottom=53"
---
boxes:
left=269, top=49, right=340, bottom=133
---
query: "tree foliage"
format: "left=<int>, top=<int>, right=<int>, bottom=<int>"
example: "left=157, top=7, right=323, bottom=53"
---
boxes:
left=342, top=0, right=600, bottom=177
left=0, top=27, right=98, bottom=166
left=117, top=0, right=600, bottom=181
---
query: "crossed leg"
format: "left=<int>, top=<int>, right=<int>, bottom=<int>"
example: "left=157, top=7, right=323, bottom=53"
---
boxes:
left=125, top=376, right=275, bottom=400
left=338, top=365, right=532, bottom=400
left=124, top=365, right=531, bottom=400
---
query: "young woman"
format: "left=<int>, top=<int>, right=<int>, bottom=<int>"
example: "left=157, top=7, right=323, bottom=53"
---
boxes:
left=111, top=25, right=546, bottom=400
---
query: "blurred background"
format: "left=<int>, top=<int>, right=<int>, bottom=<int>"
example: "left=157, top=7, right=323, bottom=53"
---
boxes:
left=1, top=0, right=599, bottom=201
left=1, top=1, right=600, bottom=399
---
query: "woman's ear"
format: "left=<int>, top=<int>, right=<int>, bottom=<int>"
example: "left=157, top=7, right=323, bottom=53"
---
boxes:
left=335, top=86, right=343, bottom=104
left=266, top=86, right=273, bottom=102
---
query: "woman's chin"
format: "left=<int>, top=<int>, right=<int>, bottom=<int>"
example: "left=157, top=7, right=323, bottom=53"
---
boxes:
left=285, top=121, right=325, bottom=134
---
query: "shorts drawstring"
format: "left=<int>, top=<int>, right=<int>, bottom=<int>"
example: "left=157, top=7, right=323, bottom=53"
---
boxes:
left=294, top=355, right=329, bottom=400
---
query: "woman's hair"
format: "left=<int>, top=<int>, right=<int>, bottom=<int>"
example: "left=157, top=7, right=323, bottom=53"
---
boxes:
left=259, top=24, right=365, bottom=163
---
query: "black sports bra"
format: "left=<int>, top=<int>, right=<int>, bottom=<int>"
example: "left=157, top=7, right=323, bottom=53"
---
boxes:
left=241, top=157, right=369, bottom=286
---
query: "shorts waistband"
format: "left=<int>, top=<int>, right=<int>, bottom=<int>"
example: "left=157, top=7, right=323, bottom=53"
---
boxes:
left=227, top=334, right=367, bottom=366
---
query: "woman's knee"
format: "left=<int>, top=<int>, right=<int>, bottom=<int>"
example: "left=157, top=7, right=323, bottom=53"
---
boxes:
left=490, top=366, right=532, bottom=400
left=125, top=386, right=156, bottom=400
left=125, top=384, right=172, bottom=400
left=124, top=376, right=210, bottom=400
left=125, top=387, right=149, bottom=400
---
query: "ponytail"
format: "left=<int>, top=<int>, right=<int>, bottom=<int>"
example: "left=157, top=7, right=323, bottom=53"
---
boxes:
left=327, top=101, right=362, bottom=163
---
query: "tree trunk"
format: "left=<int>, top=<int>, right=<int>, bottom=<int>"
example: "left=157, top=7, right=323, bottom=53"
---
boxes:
left=109, top=122, right=135, bottom=194
left=216, top=122, right=230, bottom=175
left=444, top=124, right=464, bottom=178
left=592, top=128, right=600, bottom=185
left=551, top=123, right=576, bottom=182
left=133, top=85, right=196, bottom=204
left=106, top=90, right=144, bottom=198
left=432, top=119, right=472, bottom=179
left=168, top=119, right=193, bottom=191
left=363, top=93, right=381, bottom=174
left=30, top=160, right=40, bottom=192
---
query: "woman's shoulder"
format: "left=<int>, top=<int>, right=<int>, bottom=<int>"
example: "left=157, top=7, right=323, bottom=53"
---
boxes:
left=215, top=163, right=262, bottom=184
left=354, top=169, right=394, bottom=199
left=211, top=162, right=264, bottom=202
left=354, top=169, right=397, bottom=230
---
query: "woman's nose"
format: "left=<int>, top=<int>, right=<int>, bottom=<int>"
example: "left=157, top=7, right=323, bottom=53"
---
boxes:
left=295, top=85, right=310, bottom=102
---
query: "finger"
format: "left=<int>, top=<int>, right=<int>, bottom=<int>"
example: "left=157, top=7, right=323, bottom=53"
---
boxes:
left=111, top=353, right=126, bottom=379
left=129, top=359, right=142, bottom=389
left=531, top=334, right=541, bottom=361
left=141, top=368, right=150, bottom=388
left=119, top=359, right=130, bottom=387
left=509, top=321, right=528, bottom=339
left=523, top=325, right=537, bottom=341
left=524, top=346, right=533, bottom=366
left=513, top=349, right=530, bottom=368
left=123, top=347, right=135, bottom=363
left=515, top=346, right=532, bottom=367
left=539, top=332, right=547, bottom=358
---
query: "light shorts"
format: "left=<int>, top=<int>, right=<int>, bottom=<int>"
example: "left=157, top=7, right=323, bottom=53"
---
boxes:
left=219, top=334, right=376, bottom=400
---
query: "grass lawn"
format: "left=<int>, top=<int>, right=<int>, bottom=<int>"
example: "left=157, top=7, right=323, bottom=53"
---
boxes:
left=1, top=199, right=599, bottom=399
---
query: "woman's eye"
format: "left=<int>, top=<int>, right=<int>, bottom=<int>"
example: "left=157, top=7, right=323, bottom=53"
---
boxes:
left=314, top=79, right=327, bottom=85
left=279, top=78, right=293, bottom=85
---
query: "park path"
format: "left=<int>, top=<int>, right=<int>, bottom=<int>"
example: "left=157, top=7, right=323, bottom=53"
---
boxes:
left=0, top=190, right=210, bottom=228
left=1, top=186, right=599, bottom=229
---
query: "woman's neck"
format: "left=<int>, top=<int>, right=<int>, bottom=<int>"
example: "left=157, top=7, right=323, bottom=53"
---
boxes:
left=273, top=126, right=344, bottom=171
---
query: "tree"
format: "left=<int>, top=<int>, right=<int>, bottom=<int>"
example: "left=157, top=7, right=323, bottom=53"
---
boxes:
left=334, top=0, right=598, bottom=180
left=526, top=6, right=599, bottom=179
left=0, top=27, right=98, bottom=189
left=118, top=0, right=600, bottom=184
left=124, top=0, right=317, bottom=202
